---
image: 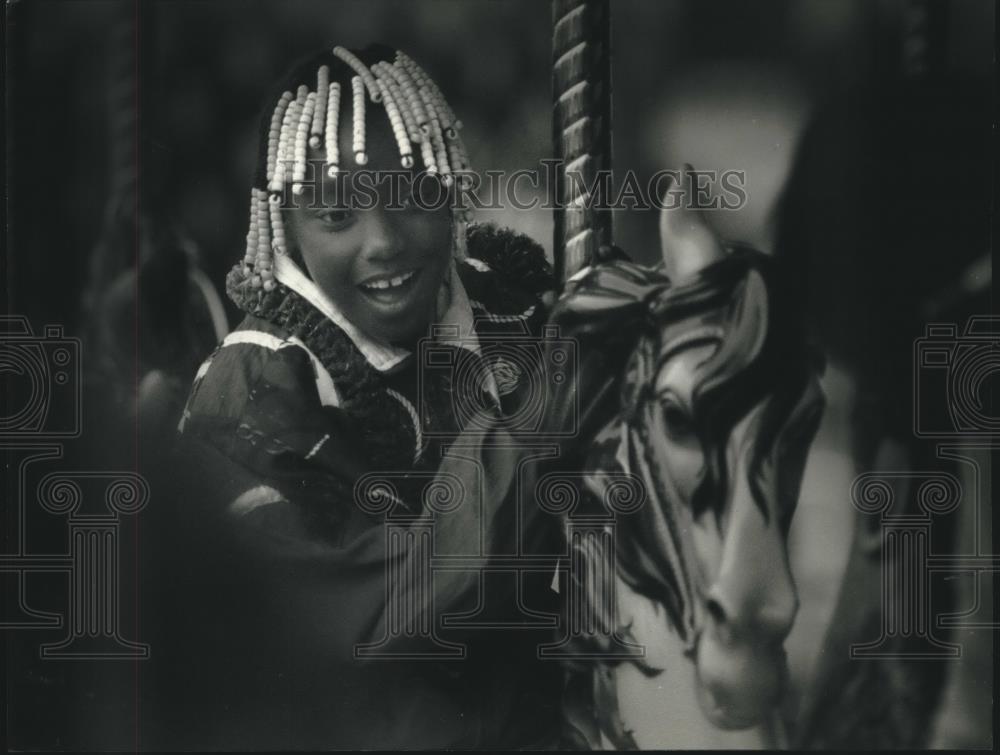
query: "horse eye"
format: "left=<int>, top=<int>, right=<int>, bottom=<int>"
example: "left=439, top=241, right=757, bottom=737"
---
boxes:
left=660, top=398, right=695, bottom=439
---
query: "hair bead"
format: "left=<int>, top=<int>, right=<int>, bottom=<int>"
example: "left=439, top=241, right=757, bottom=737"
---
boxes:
left=324, top=81, right=341, bottom=176
left=269, top=197, right=286, bottom=257
left=395, top=52, right=459, bottom=132
left=255, top=191, right=271, bottom=266
left=266, top=91, right=293, bottom=184
left=333, top=46, right=381, bottom=103
left=398, top=63, right=435, bottom=136
left=372, top=63, right=420, bottom=142
left=372, top=63, right=420, bottom=145
left=421, top=77, right=458, bottom=138
left=431, top=84, right=460, bottom=137
left=382, top=62, right=427, bottom=141
left=446, top=140, right=462, bottom=169
left=272, top=88, right=306, bottom=192
left=372, top=77, right=414, bottom=168
left=419, top=138, right=437, bottom=174
left=423, top=100, right=451, bottom=184
left=351, top=76, right=367, bottom=165
left=310, top=65, right=330, bottom=149
left=245, top=188, right=260, bottom=263
left=292, top=91, right=317, bottom=194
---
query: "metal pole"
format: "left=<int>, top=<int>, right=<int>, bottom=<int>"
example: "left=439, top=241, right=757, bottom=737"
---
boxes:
left=551, top=0, right=613, bottom=281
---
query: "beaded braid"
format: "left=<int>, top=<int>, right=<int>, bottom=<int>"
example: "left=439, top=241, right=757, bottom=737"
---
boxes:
left=332, top=46, right=382, bottom=103
left=423, top=100, right=452, bottom=186
left=292, top=91, right=318, bottom=194
left=371, top=62, right=421, bottom=144
left=351, top=76, right=368, bottom=165
left=382, top=61, right=430, bottom=136
left=396, top=51, right=463, bottom=137
left=324, top=81, right=341, bottom=176
left=309, top=65, right=330, bottom=150
left=265, top=91, right=293, bottom=188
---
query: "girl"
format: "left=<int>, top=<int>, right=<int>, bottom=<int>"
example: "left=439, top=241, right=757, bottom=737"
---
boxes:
left=171, top=44, right=566, bottom=749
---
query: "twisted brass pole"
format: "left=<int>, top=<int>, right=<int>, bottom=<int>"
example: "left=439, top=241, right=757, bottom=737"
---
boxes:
left=551, top=0, right=613, bottom=281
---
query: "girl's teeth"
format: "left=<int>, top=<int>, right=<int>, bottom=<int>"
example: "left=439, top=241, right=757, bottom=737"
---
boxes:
left=364, top=271, right=414, bottom=290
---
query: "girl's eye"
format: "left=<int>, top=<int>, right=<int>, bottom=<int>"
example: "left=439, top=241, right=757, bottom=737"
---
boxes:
left=317, top=208, right=354, bottom=229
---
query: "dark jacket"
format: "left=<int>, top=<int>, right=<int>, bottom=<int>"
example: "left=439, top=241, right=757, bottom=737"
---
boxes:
left=157, top=226, right=566, bottom=749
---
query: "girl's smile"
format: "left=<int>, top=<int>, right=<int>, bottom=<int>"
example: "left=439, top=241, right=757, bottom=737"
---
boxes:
left=356, top=266, right=424, bottom=313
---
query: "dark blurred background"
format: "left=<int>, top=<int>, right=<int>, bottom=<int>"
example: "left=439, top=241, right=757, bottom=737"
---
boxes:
left=4, top=0, right=994, bottom=750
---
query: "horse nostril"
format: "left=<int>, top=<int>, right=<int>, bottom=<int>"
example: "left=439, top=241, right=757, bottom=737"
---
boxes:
left=706, top=596, right=727, bottom=627
left=704, top=587, right=795, bottom=642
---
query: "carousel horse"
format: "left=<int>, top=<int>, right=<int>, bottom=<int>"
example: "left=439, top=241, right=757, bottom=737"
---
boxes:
left=542, top=180, right=826, bottom=748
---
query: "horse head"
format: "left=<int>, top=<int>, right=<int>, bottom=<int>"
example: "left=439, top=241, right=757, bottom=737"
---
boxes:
left=549, top=168, right=825, bottom=733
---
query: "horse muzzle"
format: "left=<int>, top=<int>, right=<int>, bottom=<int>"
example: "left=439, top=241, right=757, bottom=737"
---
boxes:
left=692, top=628, right=789, bottom=730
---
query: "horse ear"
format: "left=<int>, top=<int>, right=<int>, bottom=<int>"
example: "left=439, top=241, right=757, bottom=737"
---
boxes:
left=659, top=164, right=726, bottom=281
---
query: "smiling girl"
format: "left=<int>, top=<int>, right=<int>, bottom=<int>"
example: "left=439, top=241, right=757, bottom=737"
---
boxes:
left=172, top=44, right=564, bottom=749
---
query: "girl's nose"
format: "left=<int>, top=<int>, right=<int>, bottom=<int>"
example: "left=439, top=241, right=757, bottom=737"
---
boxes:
left=361, top=208, right=405, bottom=262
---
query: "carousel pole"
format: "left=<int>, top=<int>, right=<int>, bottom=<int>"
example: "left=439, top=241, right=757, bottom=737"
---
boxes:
left=550, top=4, right=624, bottom=748
left=551, top=0, right=613, bottom=281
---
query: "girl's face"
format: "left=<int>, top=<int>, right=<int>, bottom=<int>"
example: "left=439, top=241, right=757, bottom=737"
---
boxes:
left=284, top=114, right=453, bottom=347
